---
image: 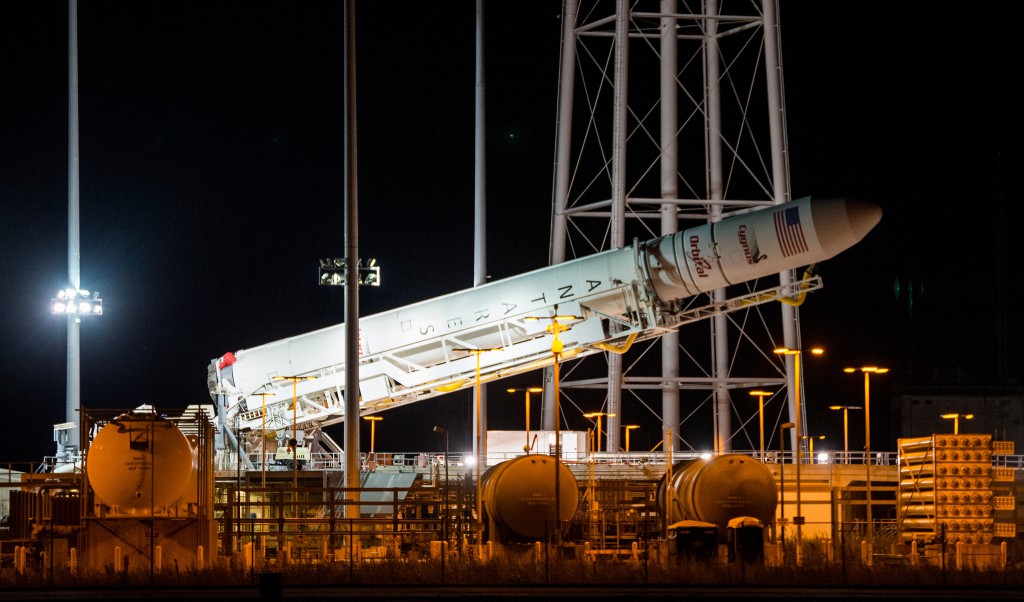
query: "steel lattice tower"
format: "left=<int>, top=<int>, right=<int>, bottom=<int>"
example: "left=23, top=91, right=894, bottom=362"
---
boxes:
left=541, top=0, right=809, bottom=457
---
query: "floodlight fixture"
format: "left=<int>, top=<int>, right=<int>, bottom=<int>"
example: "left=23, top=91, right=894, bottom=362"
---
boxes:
left=51, top=287, right=103, bottom=316
left=318, top=257, right=381, bottom=286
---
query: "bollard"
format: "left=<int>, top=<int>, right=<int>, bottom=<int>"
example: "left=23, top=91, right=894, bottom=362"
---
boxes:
left=197, top=545, right=205, bottom=570
left=155, top=545, right=163, bottom=572
left=114, top=545, right=124, bottom=573
left=70, top=547, right=77, bottom=574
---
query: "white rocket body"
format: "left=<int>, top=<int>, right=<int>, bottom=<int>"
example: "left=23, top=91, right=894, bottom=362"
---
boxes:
left=210, top=196, right=880, bottom=432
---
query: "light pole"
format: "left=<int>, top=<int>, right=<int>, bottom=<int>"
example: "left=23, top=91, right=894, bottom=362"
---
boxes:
left=525, top=306, right=581, bottom=543
left=829, top=405, right=862, bottom=464
left=748, top=390, right=773, bottom=461
left=507, top=387, right=543, bottom=454
left=774, top=346, right=823, bottom=566
left=844, top=365, right=888, bottom=553
left=433, top=425, right=449, bottom=581
left=779, top=421, right=795, bottom=561
left=272, top=374, right=318, bottom=491
left=452, top=346, right=502, bottom=546
left=364, top=415, right=383, bottom=456
left=51, top=287, right=103, bottom=460
left=583, top=411, right=615, bottom=453
left=941, top=412, right=973, bottom=434
left=249, top=391, right=277, bottom=488
left=623, top=425, right=640, bottom=454
left=803, top=435, right=825, bottom=460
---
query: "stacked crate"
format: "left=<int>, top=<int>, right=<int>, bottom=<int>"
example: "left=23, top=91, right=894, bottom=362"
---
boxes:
left=897, top=434, right=1015, bottom=544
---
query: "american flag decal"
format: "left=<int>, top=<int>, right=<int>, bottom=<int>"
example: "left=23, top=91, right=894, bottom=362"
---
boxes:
left=774, top=206, right=809, bottom=257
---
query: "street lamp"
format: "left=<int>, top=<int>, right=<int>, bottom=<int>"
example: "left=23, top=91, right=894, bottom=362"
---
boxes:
left=774, top=346, right=823, bottom=566
left=779, top=421, right=795, bottom=561
left=272, top=374, right=318, bottom=491
left=622, top=425, right=640, bottom=454
left=843, top=365, right=888, bottom=553
left=828, top=405, right=862, bottom=464
left=507, top=387, right=543, bottom=454
left=452, top=346, right=503, bottom=546
left=433, top=425, right=449, bottom=580
left=803, top=435, right=825, bottom=459
left=941, top=412, right=974, bottom=434
left=249, top=391, right=277, bottom=488
left=748, top=390, right=774, bottom=461
left=583, top=411, right=616, bottom=453
left=364, top=415, right=383, bottom=456
left=524, top=305, right=581, bottom=542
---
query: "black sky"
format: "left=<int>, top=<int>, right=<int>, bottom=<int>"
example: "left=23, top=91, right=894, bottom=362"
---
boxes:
left=0, top=2, right=1021, bottom=463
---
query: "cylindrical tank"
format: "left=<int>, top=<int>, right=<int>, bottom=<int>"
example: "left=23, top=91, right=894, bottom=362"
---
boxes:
left=657, top=454, right=777, bottom=527
left=480, top=455, right=579, bottom=542
left=86, top=412, right=197, bottom=515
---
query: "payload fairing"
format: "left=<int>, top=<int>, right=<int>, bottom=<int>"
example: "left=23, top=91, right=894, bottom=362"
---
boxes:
left=209, top=196, right=880, bottom=441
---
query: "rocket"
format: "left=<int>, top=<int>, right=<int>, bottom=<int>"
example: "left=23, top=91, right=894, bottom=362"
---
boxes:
left=210, top=196, right=880, bottom=435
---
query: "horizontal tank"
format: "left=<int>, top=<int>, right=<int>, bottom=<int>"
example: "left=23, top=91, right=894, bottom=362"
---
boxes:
left=86, top=412, right=197, bottom=515
left=657, top=454, right=777, bottom=527
left=481, top=455, right=579, bottom=543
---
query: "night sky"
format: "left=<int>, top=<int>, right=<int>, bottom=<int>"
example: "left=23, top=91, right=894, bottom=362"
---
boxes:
left=0, top=2, right=1021, bottom=464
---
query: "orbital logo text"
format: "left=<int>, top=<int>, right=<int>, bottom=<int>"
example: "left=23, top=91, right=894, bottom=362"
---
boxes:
left=689, top=235, right=712, bottom=277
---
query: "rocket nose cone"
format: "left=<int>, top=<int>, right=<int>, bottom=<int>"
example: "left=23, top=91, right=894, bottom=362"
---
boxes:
left=845, top=198, right=883, bottom=241
left=811, top=198, right=882, bottom=259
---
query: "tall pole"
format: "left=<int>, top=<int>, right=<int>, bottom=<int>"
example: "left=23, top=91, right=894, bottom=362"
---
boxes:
left=584, top=412, right=615, bottom=452
left=845, top=366, right=887, bottom=555
left=252, top=392, right=276, bottom=488
left=365, top=416, right=382, bottom=456
left=779, top=422, right=793, bottom=561
left=343, top=0, right=363, bottom=517
left=623, top=425, right=638, bottom=453
left=474, top=352, right=482, bottom=542
left=66, top=0, right=82, bottom=440
left=433, top=426, right=449, bottom=581
left=273, top=376, right=316, bottom=492
left=552, top=317, right=562, bottom=542
left=863, top=370, right=872, bottom=551
left=793, top=350, right=803, bottom=566
left=749, top=390, right=772, bottom=461
left=454, top=347, right=500, bottom=545
left=842, top=408, right=849, bottom=459
left=473, top=0, right=489, bottom=473
left=775, top=347, right=823, bottom=567
left=829, top=405, right=861, bottom=464
left=525, top=307, right=580, bottom=544
left=508, top=388, right=542, bottom=453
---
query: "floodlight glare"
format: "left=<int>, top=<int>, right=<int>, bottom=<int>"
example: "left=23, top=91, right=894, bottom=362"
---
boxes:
left=51, top=287, right=102, bottom=316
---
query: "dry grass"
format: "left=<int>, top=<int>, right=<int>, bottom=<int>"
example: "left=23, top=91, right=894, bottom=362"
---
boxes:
left=3, top=536, right=1024, bottom=591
